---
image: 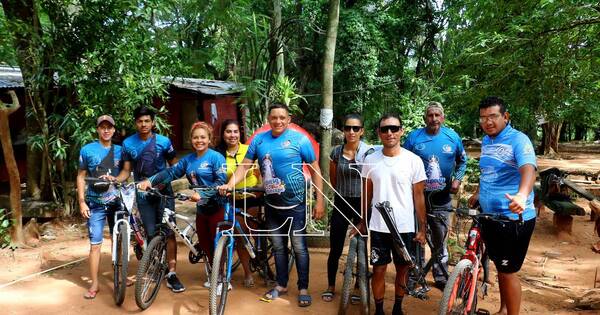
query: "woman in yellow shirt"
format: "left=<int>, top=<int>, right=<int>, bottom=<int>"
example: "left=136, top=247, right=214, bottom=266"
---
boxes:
left=216, top=119, right=262, bottom=288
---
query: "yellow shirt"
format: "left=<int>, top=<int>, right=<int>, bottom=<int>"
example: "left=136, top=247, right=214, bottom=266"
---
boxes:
left=225, top=143, right=260, bottom=197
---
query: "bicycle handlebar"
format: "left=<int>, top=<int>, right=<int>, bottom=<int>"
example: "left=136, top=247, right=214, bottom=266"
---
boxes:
left=455, top=207, right=523, bottom=223
left=189, top=185, right=265, bottom=193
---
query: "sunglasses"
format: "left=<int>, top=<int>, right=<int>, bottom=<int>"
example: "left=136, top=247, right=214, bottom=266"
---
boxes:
left=379, top=125, right=402, bottom=133
left=343, top=125, right=363, bottom=132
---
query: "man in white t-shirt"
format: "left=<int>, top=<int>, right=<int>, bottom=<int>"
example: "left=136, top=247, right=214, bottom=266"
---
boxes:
left=359, top=113, right=427, bottom=315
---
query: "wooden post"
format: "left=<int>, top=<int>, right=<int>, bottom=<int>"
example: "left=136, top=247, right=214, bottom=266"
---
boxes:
left=0, top=90, right=23, bottom=246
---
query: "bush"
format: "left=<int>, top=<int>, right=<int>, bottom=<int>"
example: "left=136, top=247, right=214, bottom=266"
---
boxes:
left=0, top=208, right=11, bottom=248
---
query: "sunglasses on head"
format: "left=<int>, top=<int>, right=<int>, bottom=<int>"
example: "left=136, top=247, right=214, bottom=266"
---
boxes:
left=343, top=125, right=362, bottom=132
left=379, top=125, right=402, bottom=133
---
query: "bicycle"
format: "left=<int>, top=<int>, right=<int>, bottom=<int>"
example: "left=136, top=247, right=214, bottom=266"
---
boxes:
left=134, top=188, right=210, bottom=310
left=438, top=207, right=522, bottom=315
left=198, top=186, right=295, bottom=315
left=338, top=234, right=370, bottom=315
left=85, top=178, right=146, bottom=306
left=373, top=201, right=449, bottom=300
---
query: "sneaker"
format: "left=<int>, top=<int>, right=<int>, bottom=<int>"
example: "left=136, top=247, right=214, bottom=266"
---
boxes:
left=215, top=282, right=233, bottom=296
left=203, top=280, right=211, bottom=288
left=434, top=280, right=447, bottom=291
left=166, top=272, right=186, bottom=293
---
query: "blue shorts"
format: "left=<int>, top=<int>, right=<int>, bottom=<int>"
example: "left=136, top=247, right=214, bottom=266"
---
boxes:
left=87, top=200, right=119, bottom=245
left=137, top=191, right=175, bottom=237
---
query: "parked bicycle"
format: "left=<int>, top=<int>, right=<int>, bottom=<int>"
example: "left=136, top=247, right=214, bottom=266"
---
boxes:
left=338, top=234, right=369, bottom=315
left=373, top=201, right=449, bottom=300
left=85, top=177, right=146, bottom=306
left=134, top=188, right=210, bottom=310
left=438, top=207, right=522, bottom=315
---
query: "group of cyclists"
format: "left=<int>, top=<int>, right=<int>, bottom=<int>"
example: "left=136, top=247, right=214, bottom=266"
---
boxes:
left=78, top=96, right=537, bottom=315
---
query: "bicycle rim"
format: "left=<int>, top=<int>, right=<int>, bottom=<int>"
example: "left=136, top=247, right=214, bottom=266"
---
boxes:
left=439, top=259, right=475, bottom=315
left=135, top=235, right=167, bottom=310
left=113, top=223, right=128, bottom=305
left=210, top=237, right=231, bottom=315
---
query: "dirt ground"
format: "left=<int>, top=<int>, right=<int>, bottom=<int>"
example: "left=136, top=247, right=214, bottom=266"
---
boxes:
left=1, top=154, right=599, bottom=315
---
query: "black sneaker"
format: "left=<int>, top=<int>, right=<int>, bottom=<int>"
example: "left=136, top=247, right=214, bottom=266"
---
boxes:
left=434, top=280, right=447, bottom=291
left=166, top=272, right=186, bottom=293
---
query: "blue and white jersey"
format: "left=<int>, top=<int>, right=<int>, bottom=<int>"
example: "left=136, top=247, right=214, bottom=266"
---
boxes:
left=78, top=141, right=123, bottom=204
left=149, top=149, right=227, bottom=188
left=122, top=133, right=176, bottom=181
left=479, top=124, right=537, bottom=220
left=403, top=126, right=467, bottom=206
left=246, top=128, right=316, bottom=208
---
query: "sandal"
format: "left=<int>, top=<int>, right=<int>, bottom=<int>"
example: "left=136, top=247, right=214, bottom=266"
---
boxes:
left=298, top=294, right=312, bottom=307
left=350, top=293, right=361, bottom=305
left=321, top=290, right=334, bottom=302
left=83, top=288, right=99, bottom=299
left=260, top=288, right=287, bottom=302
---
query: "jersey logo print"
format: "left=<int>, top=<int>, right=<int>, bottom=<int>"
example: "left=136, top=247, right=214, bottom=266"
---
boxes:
left=501, top=259, right=509, bottom=266
left=482, top=144, right=516, bottom=167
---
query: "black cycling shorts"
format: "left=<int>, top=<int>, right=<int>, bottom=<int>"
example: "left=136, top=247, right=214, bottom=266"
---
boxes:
left=370, top=230, right=416, bottom=266
left=480, top=217, right=536, bottom=273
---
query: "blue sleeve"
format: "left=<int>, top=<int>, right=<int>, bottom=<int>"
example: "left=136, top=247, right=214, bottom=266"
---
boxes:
left=162, top=136, right=177, bottom=161
left=78, top=147, right=87, bottom=170
left=403, top=131, right=414, bottom=151
left=513, top=133, right=537, bottom=169
left=149, top=156, right=187, bottom=185
left=245, top=135, right=259, bottom=161
left=453, top=134, right=468, bottom=181
left=213, top=154, right=227, bottom=185
left=122, top=141, right=133, bottom=162
left=299, top=136, right=316, bottom=163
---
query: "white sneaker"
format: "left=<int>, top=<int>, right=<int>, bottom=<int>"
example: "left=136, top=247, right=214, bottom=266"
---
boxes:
left=216, top=282, right=233, bottom=296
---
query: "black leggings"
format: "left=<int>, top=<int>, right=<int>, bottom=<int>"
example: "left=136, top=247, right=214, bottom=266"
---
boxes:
left=327, top=196, right=362, bottom=287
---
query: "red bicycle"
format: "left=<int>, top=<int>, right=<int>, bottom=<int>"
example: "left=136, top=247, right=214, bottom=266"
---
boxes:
left=438, top=207, right=521, bottom=315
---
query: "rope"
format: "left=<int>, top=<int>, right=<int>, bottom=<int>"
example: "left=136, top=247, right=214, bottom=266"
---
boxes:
left=0, top=257, right=87, bottom=290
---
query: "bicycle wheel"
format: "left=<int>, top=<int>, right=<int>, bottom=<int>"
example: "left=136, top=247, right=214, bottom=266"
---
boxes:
left=438, top=259, right=476, bottom=315
left=113, top=223, right=128, bottom=306
left=135, top=235, right=167, bottom=310
left=357, top=237, right=370, bottom=315
left=210, top=236, right=232, bottom=315
left=338, top=236, right=358, bottom=315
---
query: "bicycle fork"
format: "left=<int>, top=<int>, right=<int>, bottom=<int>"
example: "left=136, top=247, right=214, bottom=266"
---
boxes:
left=112, top=217, right=131, bottom=264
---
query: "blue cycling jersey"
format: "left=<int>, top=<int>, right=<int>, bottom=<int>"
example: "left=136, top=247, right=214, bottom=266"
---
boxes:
left=78, top=141, right=123, bottom=204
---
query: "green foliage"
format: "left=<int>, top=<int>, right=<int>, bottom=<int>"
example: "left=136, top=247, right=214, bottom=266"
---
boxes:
left=0, top=209, right=11, bottom=248
left=269, top=75, right=305, bottom=115
left=465, top=157, right=481, bottom=184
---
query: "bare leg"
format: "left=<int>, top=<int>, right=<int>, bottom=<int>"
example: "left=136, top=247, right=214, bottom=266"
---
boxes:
left=372, top=265, right=387, bottom=300
left=88, top=244, right=101, bottom=291
left=394, top=264, right=409, bottom=297
left=236, top=244, right=254, bottom=286
left=495, top=272, right=521, bottom=315
left=167, top=236, right=177, bottom=272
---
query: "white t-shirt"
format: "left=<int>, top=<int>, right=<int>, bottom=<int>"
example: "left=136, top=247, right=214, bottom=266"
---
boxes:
left=361, top=148, right=427, bottom=233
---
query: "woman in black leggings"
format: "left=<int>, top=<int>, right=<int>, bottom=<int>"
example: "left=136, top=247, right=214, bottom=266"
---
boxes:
left=322, top=114, right=374, bottom=302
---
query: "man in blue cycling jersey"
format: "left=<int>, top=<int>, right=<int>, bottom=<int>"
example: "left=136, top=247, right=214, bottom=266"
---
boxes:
left=114, top=105, right=185, bottom=293
left=403, top=101, right=467, bottom=290
left=469, top=96, right=536, bottom=315
left=219, top=104, right=324, bottom=307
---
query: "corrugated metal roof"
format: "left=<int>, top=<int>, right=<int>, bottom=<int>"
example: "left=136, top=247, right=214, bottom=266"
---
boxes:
left=165, top=77, right=244, bottom=95
left=0, top=66, right=244, bottom=95
left=0, top=66, right=24, bottom=89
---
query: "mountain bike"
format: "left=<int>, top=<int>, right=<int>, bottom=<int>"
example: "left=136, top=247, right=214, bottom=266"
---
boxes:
left=338, top=234, right=369, bottom=315
left=85, top=178, right=146, bottom=306
left=134, top=188, right=210, bottom=310
left=438, top=207, right=522, bottom=315
left=198, top=186, right=295, bottom=315
left=373, top=201, right=449, bottom=300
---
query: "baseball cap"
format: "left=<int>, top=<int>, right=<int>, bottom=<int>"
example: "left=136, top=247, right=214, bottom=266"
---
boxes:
left=96, top=114, right=115, bottom=127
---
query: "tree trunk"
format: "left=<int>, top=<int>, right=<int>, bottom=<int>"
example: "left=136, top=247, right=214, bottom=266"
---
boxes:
left=272, top=0, right=285, bottom=78
left=542, top=121, right=562, bottom=156
left=0, top=90, right=24, bottom=246
left=319, top=0, right=340, bottom=186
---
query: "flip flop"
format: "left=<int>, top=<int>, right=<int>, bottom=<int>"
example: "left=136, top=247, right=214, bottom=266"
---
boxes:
left=298, top=294, right=312, bottom=307
left=83, top=289, right=99, bottom=299
left=260, top=288, right=287, bottom=302
left=321, top=290, right=334, bottom=302
left=350, top=293, right=360, bottom=305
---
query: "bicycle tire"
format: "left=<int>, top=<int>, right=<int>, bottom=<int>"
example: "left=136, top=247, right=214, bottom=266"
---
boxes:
left=135, top=235, right=167, bottom=310
left=113, top=223, right=128, bottom=306
left=438, top=259, right=476, bottom=315
left=338, top=236, right=359, bottom=315
left=357, top=237, right=370, bottom=315
left=210, top=236, right=231, bottom=315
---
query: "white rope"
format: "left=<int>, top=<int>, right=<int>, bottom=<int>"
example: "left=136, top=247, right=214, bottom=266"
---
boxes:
left=0, top=256, right=87, bottom=290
